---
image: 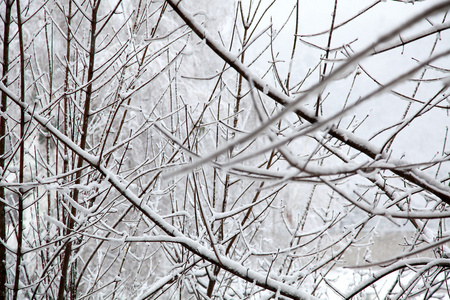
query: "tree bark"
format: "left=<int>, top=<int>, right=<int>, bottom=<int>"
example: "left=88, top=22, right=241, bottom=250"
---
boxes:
left=0, top=0, right=13, bottom=299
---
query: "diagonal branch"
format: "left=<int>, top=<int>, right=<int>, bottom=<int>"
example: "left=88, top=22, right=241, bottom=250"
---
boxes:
left=166, top=0, right=450, bottom=204
left=0, top=82, right=318, bottom=300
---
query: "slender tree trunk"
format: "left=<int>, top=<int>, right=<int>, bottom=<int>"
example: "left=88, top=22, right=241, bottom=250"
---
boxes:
left=0, top=0, right=13, bottom=299
left=57, top=1, right=100, bottom=299
left=12, top=0, right=26, bottom=298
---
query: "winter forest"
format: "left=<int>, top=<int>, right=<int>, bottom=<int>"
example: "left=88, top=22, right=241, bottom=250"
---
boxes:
left=1, top=0, right=450, bottom=299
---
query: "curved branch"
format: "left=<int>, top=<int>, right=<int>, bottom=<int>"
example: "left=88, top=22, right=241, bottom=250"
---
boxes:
left=166, top=0, right=450, bottom=204
left=345, top=258, right=450, bottom=299
left=0, top=82, right=318, bottom=300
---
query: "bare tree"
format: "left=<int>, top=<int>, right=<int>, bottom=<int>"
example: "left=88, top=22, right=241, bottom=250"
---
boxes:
left=1, top=0, right=450, bottom=299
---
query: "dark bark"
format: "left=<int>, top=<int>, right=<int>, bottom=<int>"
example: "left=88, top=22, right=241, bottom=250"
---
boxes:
left=0, top=0, right=13, bottom=299
left=57, top=1, right=100, bottom=299
left=12, top=0, right=26, bottom=298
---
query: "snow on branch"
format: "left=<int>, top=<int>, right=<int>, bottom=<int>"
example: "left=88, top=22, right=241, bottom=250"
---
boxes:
left=0, top=81, right=318, bottom=300
left=165, top=0, right=450, bottom=204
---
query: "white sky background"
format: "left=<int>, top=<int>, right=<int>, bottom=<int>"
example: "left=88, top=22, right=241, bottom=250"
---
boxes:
left=184, top=0, right=450, bottom=215
left=245, top=0, right=450, bottom=168
left=181, top=0, right=450, bottom=231
left=180, top=0, right=450, bottom=195
left=179, top=0, right=450, bottom=213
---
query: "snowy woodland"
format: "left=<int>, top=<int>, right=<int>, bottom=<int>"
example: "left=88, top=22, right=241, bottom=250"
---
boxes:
left=1, top=0, right=450, bottom=299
